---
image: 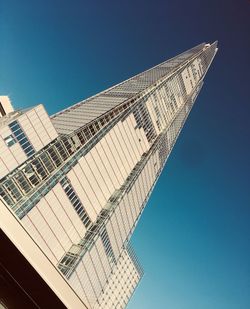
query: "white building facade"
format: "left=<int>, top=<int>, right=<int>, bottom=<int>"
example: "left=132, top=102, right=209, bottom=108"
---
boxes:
left=0, top=42, right=217, bottom=308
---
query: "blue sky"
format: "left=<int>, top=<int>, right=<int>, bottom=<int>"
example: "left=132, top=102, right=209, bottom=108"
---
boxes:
left=1, top=1, right=250, bottom=308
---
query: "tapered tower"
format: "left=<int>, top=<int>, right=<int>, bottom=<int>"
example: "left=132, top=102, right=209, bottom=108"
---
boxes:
left=0, top=42, right=217, bottom=309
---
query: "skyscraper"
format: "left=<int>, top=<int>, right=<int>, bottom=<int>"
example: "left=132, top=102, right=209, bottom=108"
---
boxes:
left=0, top=42, right=217, bottom=309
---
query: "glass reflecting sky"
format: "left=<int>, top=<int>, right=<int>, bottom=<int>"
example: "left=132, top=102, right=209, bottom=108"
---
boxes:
left=1, top=1, right=249, bottom=308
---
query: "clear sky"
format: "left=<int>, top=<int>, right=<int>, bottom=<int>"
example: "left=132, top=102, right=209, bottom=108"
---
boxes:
left=1, top=1, right=250, bottom=308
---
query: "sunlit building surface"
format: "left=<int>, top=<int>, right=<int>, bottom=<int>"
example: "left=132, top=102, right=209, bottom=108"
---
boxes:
left=0, top=42, right=217, bottom=308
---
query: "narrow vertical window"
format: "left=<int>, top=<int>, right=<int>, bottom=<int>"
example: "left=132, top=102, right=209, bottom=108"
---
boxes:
left=9, top=120, right=35, bottom=157
left=100, top=228, right=116, bottom=265
left=60, top=177, right=91, bottom=228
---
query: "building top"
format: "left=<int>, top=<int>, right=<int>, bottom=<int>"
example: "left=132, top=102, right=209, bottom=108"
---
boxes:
left=0, top=110, right=23, bottom=128
left=51, top=42, right=209, bottom=135
left=0, top=96, right=25, bottom=129
left=0, top=96, right=14, bottom=118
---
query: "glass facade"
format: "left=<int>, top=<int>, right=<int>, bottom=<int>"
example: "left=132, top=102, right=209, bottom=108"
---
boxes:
left=0, top=42, right=218, bottom=309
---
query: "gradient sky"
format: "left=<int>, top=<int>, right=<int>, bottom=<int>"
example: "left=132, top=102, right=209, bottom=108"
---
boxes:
left=1, top=1, right=250, bottom=308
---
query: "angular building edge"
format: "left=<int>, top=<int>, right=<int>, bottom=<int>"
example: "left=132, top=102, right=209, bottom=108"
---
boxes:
left=0, top=41, right=217, bottom=309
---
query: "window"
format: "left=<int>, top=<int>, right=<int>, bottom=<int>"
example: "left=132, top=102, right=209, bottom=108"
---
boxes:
left=22, top=165, right=40, bottom=187
left=60, top=177, right=92, bottom=228
left=4, top=134, right=16, bottom=147
left=58, top=252, right=78, bottom=275
left=100, top=228, right=116, bottom=264
left=0, top=185, right=14, bottom=205
left=14, top=171, right=32, bottom=194
left=3, top=179, right=22, bottom=202
left=40, top=152, right=55, bottom=173
left=9, top=120, right=35, bottom=157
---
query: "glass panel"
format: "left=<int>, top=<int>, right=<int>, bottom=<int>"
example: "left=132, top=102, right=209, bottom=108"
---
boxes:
left=14, top=171, right=32, bottom=194
left=9, top=120, right=35, bottom=157
left=0, top=185, right=14, bottom=205
left=31, top=158, right=48, bottom=180
left=55, top=142, right=69, bottom=161
left=47, top=147, right=62, bottom=167
left=3, top=179, right=22, bottom=202
left=60, top=177, right=91, bottom=228
left=40, top=152, right=55, bottom=173
left=22, top=165, right=40, bottom=187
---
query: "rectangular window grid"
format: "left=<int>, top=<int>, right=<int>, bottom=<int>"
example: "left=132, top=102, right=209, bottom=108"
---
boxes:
left=9, top=120, right=35, bottom=157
